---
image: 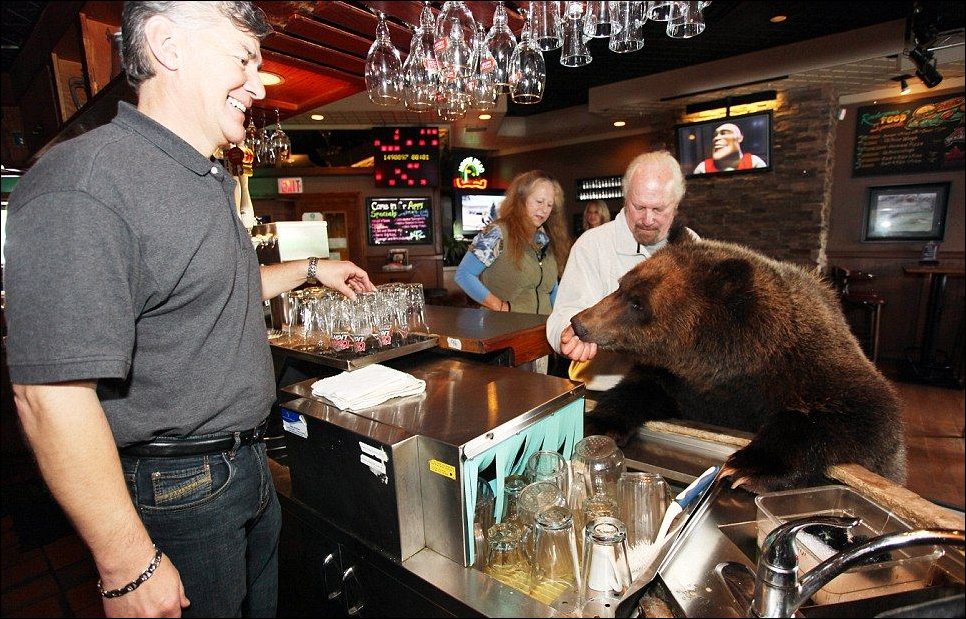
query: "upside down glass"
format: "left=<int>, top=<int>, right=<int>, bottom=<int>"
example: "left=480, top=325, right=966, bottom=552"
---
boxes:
left=580, top=516, right=632, bottom=617
left=617, top=471, right=671, bottom=550
left=530, top=506, right=581, bottom=602
left=572, top=435, right=626, bottom=500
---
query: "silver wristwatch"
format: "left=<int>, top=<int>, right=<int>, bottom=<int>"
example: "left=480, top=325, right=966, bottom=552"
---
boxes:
left=306, top=256, right=319, bottom=283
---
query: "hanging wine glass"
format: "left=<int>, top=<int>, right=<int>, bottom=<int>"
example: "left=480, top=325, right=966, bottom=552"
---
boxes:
left=485, top=1, right=517, bottom=94
left=509, top=10, right=546, bottom=104
left=244, top=111, right=260, bottom=167
left=436, top=75, right=468, bottom=121
left=468, top=22, right=498, bottom=111
left=403, top=24, right=437, bottom=112
left=365, top=12, right=403, bottom=105
left=258, top=110, right=274, bottom=167
left=433, top=2, right=476, bottom=77
left=270, top=109, right=291, bottom=167
left=438, top=15, right=474, bottom=84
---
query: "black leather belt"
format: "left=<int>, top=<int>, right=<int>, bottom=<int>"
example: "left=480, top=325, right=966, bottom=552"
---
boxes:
left=120, top=420, right=269, bottom=458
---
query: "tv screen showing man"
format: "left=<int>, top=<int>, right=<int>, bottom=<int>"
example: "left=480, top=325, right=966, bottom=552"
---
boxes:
left=693, top=122, right=767, bottom=174
left=676, top=111, right=772, bottom=178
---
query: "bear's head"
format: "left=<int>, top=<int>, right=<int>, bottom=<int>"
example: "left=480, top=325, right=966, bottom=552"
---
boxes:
left=570, top=233, right=846, bottom=384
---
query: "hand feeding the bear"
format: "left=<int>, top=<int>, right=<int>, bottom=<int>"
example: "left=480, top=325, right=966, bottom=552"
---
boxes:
left=570, top=227, right=906, bottom=494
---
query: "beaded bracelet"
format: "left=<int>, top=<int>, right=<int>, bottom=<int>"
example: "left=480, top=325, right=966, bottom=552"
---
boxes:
left=97, top=545, right=163, bottom=599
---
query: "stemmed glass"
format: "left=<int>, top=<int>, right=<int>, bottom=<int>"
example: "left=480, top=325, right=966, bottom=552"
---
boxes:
left=434, top=1, right=476, bottom=80
left=365, top=12, right=403, bottom=105
left=244, top=112, right=260, bottom=163
left=257, top=110, right=274, bottom=167
left=269, top=109, right=291, bottom=167
left=467, top=22, right=498, bottom=111
left=509, top=10, right=546, bottom=105
left=403, top=24, right=436, bottom=112
left=485, top=1, right=517, bottom=94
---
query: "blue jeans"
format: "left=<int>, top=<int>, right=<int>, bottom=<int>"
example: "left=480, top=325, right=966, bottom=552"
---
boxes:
left=121, top=440, right=281, bottom=617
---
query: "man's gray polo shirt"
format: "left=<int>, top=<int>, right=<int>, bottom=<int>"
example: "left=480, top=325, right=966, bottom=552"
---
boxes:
left=5, top=102, right=276, bottom=446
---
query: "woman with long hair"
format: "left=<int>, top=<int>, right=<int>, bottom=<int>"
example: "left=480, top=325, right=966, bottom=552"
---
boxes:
left=454, top=170, right=572, bottom=316
left=582, top=199, right=611, bottom=231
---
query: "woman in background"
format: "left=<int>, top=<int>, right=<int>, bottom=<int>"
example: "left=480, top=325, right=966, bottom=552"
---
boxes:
left=455, top=170, right=571, bottom=316
left=582, top=199, right=611, bottom=232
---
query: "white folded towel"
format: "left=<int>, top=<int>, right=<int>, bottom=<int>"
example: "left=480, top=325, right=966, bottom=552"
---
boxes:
left=310, top=364, right=426, bottom=412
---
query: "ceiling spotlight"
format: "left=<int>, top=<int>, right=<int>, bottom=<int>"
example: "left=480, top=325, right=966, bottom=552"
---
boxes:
left=613, top=120, right=626, bottom=127
left=258, top=71, right=283, bottom=86
left=908, top=46, right=943, bottom=89
left=310, top=114, right=325, bottom=121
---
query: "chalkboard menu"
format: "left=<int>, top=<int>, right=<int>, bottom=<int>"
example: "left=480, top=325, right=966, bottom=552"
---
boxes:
left=366, top=196, right=433, bottom=246
left=852, top=93, right=965, bottom=177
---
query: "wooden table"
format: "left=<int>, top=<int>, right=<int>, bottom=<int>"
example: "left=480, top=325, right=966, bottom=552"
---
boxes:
left=902, top=264, right=965, bottom=387
left=424, top=305, right=552, bottom=367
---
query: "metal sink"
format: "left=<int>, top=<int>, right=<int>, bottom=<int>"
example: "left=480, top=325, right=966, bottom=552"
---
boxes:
left=617, top=425, right=965, bottom=618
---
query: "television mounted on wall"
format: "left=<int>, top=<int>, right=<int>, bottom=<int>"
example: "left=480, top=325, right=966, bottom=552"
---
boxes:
left=455, top=190, right=505, bottom=237
left=676, top=111, right=773, bottom=178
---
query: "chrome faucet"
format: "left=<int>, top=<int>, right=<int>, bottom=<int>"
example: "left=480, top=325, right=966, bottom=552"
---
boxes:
left=747, top=515, right=964, bottom=618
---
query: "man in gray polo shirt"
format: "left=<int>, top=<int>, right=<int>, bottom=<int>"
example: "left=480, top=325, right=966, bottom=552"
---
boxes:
left=4, top=2, right=373, bottom=617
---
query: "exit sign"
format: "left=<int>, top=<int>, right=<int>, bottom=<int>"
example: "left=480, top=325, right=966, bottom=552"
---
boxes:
left=277, top=177, right=303, bottom=194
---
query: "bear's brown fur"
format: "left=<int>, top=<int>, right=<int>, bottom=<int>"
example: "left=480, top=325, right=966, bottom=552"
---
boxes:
left=571, top=227, right=906, bottom=493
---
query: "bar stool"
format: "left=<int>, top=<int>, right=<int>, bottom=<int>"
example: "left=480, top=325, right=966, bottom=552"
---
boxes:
left=828, top=266, right=885, bottom=363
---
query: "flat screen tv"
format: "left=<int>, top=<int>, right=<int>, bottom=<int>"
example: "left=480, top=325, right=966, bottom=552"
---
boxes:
left=456, top=190, right=505, bottom=237
left=366, top=196, right=433, bottom=246
left=676, top=111, right=772, bottom=178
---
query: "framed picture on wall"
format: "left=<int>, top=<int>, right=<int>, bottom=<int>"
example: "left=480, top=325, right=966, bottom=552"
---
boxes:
left=863, top=183, right=949, bottom=241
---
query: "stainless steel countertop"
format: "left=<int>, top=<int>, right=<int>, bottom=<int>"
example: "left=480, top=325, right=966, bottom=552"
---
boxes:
left=281, top=353, right=584, bottom=456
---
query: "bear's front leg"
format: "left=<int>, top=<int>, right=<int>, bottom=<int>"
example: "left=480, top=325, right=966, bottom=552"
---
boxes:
left=724, top=409, right=847, bottom=493
left=586, top=365, right=680, bottom=447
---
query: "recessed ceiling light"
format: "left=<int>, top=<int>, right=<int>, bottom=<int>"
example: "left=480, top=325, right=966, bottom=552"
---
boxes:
left=258, top=71, right=283, bottom=86
left=770, top=15, right=787, bottom=23
left=613, top=120, right=626, bottom=127
left=310, top=114, right=325, bottom=121
left=478, top=113, right=492, bottom=120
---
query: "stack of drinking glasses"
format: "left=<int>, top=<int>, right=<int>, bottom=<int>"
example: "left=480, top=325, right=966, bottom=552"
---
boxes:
left=473, top=436, right=673, bottom=616
left=275, top=283, right=430, bottom=358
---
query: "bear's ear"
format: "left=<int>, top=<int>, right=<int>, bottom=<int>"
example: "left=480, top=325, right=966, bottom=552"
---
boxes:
left=702, top=258, right=755, bottom=321
left=666, top=224, right=693, bottom=246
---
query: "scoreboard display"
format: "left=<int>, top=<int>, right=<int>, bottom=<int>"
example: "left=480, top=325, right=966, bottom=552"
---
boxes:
left=373, top=127, right=441, bottom=188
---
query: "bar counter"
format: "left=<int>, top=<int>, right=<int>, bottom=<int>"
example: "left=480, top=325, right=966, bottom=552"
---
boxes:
left=425, top=304, right=552, bottom=367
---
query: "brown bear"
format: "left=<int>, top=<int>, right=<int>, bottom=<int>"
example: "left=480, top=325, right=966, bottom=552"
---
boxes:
left=570, top=226, right=906, bottom=493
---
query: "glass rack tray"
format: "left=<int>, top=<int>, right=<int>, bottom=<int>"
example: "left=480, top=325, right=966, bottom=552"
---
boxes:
left=269, top=333, right=439, bottom=371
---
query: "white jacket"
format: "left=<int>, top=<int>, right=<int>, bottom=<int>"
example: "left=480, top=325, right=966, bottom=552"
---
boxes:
left=546, top=209, right=698, bottom=391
